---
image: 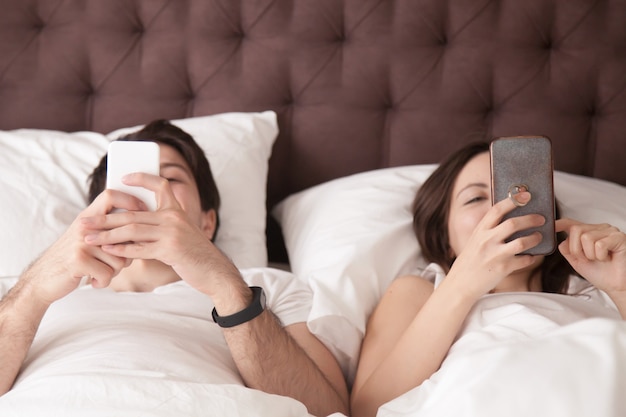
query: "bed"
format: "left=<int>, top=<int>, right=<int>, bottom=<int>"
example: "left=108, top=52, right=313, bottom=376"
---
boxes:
left=1, top=1, right=626, bottom=416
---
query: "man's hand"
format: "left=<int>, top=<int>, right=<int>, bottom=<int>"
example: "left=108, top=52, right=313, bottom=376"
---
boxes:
left=81, top=173, right=241, bottom=295
left=21, top=188, right=146, bottom=304
left=0, top=185, right=145, bottom=396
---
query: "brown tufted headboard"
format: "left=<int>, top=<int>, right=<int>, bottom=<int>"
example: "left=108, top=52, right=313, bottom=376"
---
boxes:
left=1, top=0, right=625, bottom=262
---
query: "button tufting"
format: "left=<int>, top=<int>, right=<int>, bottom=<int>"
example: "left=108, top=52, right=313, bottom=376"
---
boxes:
left=589, top=106, right=596, bottom=116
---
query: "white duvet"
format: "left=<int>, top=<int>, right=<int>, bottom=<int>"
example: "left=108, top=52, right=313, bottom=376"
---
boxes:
left=3, top=270, right=625, bottom=417
left=378, top=290, right=626, bottom=417
left=0, top=268, right=318, bottom=417
left=0, top=376, right=311, bottom=417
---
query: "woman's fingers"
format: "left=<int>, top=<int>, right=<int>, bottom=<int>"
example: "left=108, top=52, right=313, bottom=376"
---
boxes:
left=504, top=230, right=543, bottom=255
left=482, top=191, right=531, bottom=227
left=558, top=220, right=621, bottom=262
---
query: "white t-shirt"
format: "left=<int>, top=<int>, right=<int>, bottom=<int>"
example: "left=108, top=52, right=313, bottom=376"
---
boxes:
left=14, top=267, right=313, bottom=388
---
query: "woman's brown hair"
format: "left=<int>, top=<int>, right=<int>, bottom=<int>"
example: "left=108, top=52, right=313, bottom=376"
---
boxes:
left=412, top=141, right=574, bottom=294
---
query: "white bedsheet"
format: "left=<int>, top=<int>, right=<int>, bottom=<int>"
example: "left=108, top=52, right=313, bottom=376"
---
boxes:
left=378, top=292, right=626, bottom=417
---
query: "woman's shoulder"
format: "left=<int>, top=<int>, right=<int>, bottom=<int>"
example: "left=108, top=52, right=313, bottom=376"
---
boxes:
left=392, top=263, right=446, bottom=290
left=366, top=272, right=435, bottom=343
left=370, top=264, right=444, bottom=329
left=390, top=273, right=434, bottom=292
left=381, top=271, right=435, bottom=308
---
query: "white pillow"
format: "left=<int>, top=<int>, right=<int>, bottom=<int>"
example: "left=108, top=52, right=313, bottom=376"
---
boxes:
left=0, top=111, right=278, bottom=284
left=109, top=112, right=278, bottom=269
left=273, top=165, right=437, bottom=381
left=272, top=165, right=626, bottom=383
left=553, top=171, right=626, bottom=232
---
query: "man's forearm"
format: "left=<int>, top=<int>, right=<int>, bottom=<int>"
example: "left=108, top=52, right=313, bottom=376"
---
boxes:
left=0, top=280, right=48, bottom=395
left=223, top=310, right=349, bottom=417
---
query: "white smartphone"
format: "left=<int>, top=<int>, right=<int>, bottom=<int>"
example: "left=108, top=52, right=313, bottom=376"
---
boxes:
left=105, top=141, right=160, bottom=211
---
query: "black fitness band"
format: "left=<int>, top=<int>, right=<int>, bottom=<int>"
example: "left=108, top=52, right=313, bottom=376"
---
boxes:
left=212, top=286, right=266, bottom=328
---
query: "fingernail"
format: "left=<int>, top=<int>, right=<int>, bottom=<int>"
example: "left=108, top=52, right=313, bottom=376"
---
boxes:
left=84, top=234, right=98, bottom=242
left=515, top=191, right=531, bottom=204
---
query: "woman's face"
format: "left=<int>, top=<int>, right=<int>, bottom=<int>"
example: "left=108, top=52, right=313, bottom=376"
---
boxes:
left=447, top=151, right=492, bottom=258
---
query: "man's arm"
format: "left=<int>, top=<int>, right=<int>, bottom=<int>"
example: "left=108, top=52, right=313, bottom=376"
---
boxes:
left=223, top=307, right=349, bottom=417
left=0, top=190, right=142, bottom=396
left=83, top=174, right=350, bottom=416
left=192, top=266, right=349, bottom=416
left=0, top=277, right=49, bottom=395
left=190, top=260, right=349, bottom=416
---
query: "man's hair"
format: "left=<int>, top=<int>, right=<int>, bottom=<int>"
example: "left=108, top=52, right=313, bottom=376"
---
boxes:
left=411, top=141, right=574, bottom=294
left=88, top=119, right=221, bottom=240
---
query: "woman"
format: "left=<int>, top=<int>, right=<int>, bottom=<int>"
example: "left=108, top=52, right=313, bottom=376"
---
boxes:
left=350, top=142, right=626, bottom=417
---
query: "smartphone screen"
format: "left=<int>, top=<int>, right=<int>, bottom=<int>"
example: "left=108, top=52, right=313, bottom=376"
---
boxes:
left=106, top=141, right=160, bottom=211
left=490, top=136, right=556, bottom=255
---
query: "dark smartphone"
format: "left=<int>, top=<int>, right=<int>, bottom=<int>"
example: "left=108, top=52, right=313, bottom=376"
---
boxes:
left=490, top=136, right=556, bottom=255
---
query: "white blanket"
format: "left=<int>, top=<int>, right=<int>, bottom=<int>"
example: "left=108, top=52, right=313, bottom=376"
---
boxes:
left=0, top=377, right=312, bottom=417
left=0, top=268, right=317, bottom=417
left=378, top=292, right=626, bottom=417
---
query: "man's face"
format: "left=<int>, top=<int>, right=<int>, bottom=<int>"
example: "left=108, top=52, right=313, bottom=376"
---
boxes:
left=159, top=144, right=216, bottom=239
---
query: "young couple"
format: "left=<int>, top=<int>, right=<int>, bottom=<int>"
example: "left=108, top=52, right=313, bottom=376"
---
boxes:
left=1, top=121, right=624, bottom=417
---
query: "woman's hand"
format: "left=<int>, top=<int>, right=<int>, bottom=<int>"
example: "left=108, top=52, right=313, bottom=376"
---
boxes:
left=556, top=219, right=626, bottom=293
left=448, top=191, right=545, bottom=298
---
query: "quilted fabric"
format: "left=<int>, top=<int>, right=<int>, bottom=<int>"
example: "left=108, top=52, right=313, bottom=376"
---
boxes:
left=1, top=0, right=625, bottom=261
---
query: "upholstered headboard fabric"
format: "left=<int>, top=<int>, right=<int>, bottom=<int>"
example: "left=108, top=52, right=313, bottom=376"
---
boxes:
left=1, top=0, right=625, bottom=261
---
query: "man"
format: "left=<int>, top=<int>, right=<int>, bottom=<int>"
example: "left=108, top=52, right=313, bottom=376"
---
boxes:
left=0, top=120, right=349, bottom=416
